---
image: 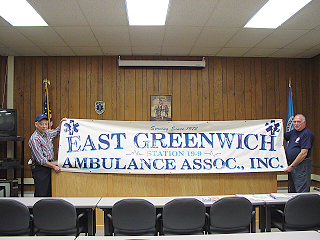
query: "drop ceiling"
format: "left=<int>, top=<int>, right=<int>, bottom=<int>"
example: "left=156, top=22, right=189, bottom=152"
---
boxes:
left=0, top=0, right=319, bottom=58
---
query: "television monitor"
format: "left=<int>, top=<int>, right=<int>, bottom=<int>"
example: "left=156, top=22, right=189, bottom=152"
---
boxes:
left=0, top=109, right=17, bottom=137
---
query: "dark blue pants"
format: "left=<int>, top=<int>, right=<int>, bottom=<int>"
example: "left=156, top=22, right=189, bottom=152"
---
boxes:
left=31, top=165, right=52, bottom=197
left=288, top=158, right=312, bottom=193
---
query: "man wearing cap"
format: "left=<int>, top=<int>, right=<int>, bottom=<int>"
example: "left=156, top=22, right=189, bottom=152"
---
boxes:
left=28, top=114, right=67, bottom=197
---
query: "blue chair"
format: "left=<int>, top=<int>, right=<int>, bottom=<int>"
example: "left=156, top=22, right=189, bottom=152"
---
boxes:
left=0, top=199, right=33, bottom=236
left=108, top=199, right=157, bottom=236
left=271, top=194, right=320, bottom=231
left=209, top=197, right=254, bottom=234
left=160, top=198, right=208, bottom=235
left=33, top=198, right=85, bottom=236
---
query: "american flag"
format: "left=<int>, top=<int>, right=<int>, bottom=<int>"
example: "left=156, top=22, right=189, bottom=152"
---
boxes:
left=44, top=87, right=53, bottom=129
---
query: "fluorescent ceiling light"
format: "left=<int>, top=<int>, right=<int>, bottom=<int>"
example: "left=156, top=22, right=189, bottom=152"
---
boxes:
left=126, top=0, right=170, bottom=26
left=0, top=0, right=48, bottom=26
left=244, top=0, right=312, bottom=29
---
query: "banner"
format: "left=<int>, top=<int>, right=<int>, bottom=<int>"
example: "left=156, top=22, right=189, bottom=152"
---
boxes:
left=58, top=119, right=287, bottom=174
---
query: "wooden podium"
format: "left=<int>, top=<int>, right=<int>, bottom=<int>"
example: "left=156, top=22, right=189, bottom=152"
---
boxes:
left=52, top=171, right=277, bottom=228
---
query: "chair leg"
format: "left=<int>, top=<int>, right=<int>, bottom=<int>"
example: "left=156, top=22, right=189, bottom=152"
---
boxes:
left=251, top=210, right=256, bottom=233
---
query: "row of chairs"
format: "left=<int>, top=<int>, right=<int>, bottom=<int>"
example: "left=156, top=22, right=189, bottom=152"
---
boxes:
left=0, top=198, right=85, bottom=236
left=1, top=194, right=319, bottom=236
left=108, top=197, right=255, bottom=236
left=108, top=194, right=320, bottom=236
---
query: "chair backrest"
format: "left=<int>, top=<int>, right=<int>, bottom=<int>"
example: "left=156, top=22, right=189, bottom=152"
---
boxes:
left=0, top=199, right=32, bottom=236
left=162, top=198, right=206, bottom=235
left=210, top=197, right=252, bottom=233
left=284, top=194, right=320, bottom=227
left=33, top=199, right=77, bottom=233
left=112, top=199, right=156, bottom=235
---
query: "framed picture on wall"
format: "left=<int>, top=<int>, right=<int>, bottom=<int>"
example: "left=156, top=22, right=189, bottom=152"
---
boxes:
left=150, top=95, right=172, bottom=121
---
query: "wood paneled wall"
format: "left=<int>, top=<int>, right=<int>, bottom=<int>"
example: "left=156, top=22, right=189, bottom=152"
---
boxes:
left=0, top=56, right=7, bottom=109
left=311, top=55, right=320, bottom=175
left=0, top=56, right=8, bottom=165
left=1, top=55, right=316, bottom=193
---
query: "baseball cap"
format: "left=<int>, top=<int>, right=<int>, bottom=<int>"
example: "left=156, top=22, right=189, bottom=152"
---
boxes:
left=35, top=114, right=48, bottom=122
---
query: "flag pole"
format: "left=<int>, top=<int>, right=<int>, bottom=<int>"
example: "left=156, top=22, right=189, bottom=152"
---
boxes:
left=43, top=78, right=52, bottom=129
left=289, top=77, right=291, bottom=88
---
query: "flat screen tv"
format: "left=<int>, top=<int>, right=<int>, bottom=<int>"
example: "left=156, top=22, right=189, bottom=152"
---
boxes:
left=0, top=109, right=17, bottom=137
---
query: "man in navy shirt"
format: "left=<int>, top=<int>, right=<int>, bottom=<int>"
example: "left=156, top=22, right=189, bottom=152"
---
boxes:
left=284, top=114, right=314, bottom=193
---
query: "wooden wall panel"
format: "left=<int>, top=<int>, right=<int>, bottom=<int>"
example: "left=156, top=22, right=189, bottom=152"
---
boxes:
left=191, top=67, right=198, bottom=120
left=90, top=58, right=99, bottom=119
left=0, top=57, right=7, bottom=109
left=135, top=63, right=143, bottom=121
left=9, top=55, right=320, bottom=197
left=265, top=59, right=275, bottom=118
left=311, top=55, right=320, bottom=172
left=125, top=68, right=136, bottom=120
left=69, top=57, right=80, bottom=119
left=180, top=68, right=191, bottom=121
left=208, top=57, right=214, bottom=120
left=60, top=58, right=70, bottom=118
left=0, top=57, right=8, bottom=167
left=141, top=68, right=148, bottom=121
left=235, top=58, right=245, bottom=120
left=244, top=58, right=252, bottom=119
left=201, top=58, right=209, bottom=121
left=79, top=57, right=88, bottom=119
left=278, top=59, right=287, bottom=122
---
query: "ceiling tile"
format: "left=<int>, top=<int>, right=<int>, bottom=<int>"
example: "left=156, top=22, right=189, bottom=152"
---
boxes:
left=78, top=0, right=128, bottom=26
left=295, top=49, right=320, bottom=58
left=269, top=48, right=306, bottom=58
left=10, top=47, right=47, bottom=56
left=280, top=0, right=320, bottom=30
left=161, top=46, right=192, bottom=56
left=0, top=17, right=11, bottom=27
left=54, top=26, right=99, bottom=47
left=243, top=48, right=279, bottom=57
left=166, top=0, right=219, bottom=26
left=15, top=27, right=67, bottom=46
left=101, top=46, right=132, bottom=56
left=189, top=46, right=221, bottom=56
left=0, top=27, right=37, bottom=47
left=216, top=47, right=250, bottom=57
left=206, top=0, right=267, bottom=27
left=225, top=28, right=273, bottom=48
left=92, top=26, right=130, bottom=46
left=129, top=26, right=165, bottom=47
left=0, top=47, right=18, bottom=56
left=284, top=30, right=320, bottom=49
left=255, top=29, right=309, bottom=48
left=28, top=0, right=88, bottom=26
left=132, top=46, right=161, bottom=56
left=40, top=46, right=75, bottom=56
left=312, top=43, right=320, bottom=50
left=163, top=26, right=202, bottom=47
left=193, top=27, right=239, bottom=48
left=71, top=47, right=103, bottom=56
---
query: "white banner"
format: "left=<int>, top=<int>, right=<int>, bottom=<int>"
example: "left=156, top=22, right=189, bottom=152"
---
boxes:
left=57, top=119, right=287, bottom=174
